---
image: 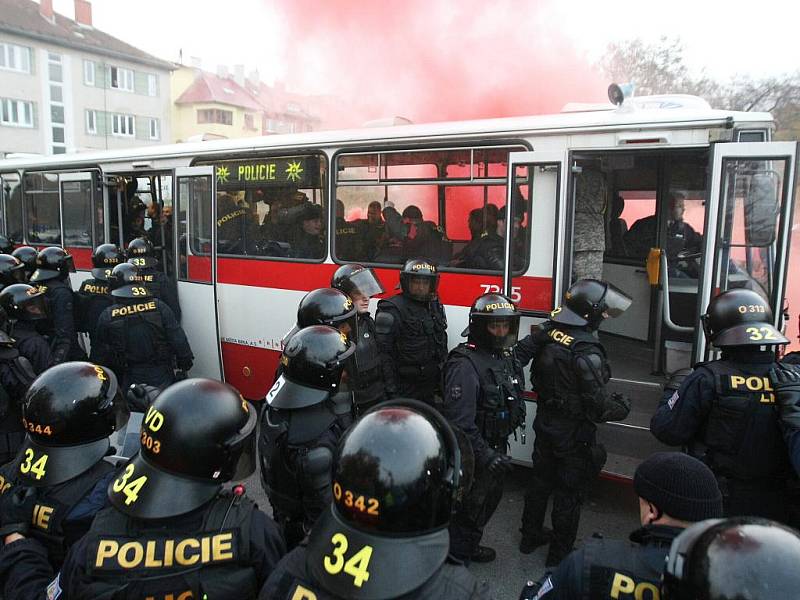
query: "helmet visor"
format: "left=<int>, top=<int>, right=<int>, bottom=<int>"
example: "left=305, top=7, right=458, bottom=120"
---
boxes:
left=404, top=274, right=439, bottom=302
left=20, top=294, right=49, bottom=320
left=226, top=401, right=258, bottom=481
left=6, top=263, right=26, bottom=283
left=602, top=283, right=632, bottom=319
left=346, top=268, right=385, bottom=298
left=486, top=315, right=520, bottom=349
left=64, top=254, right=76, bottom=273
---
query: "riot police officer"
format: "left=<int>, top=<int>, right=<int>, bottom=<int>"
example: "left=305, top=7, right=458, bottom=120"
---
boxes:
left=0, top=362, right=128, bottom=574
left=76, top=243, right=125, bottom=359
left=260, top=325, right=355, bottom=550
left=520, top=452, right=723, bottom=599
left=442, top=293, right=525, bottom=563
left=375, top=258, right=448, bottom=402
left=1, top=378, right=286, bottom=600
left=127, top=236, right=181, bottom=320
left=11, top=246, right=38, bottom=282
left=651, top=288, right=792, bottom=522
left=93, top=263, right=193, bottom=389
left=661, top=517, right=800, bottom=600
left=518, top=279, right=632, bottom=566
left=259, top=399, right=492, bottom=600
left=331, top=263, right=387, bottom=413
left=29, top=247, right=85, bottom=365
left=0, top=255, right=26, bottom=289
left=0, top=284, right=52, bottom=375
left=282, top=287, right=359, bottom=347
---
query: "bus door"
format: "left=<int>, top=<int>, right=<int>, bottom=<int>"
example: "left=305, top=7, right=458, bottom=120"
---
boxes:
left=174, top=167, right=222, bottom=380
left=695, top=141, right=799, bottom=361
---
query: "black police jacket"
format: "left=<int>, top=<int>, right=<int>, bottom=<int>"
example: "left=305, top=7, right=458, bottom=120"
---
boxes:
left=35, top=279, right=84, bottom=365
left=350, top=313, right=385, bottom=412
left=651, top=349, right=791, bottom=481
left=0, top=459, right=115, bottom=569
left=525, top=524, right=683, bottom=599
left=135, top=267, right=181, bottom=321
left=259, top=543, right=492, bottom=600
left=442, top=343, right=525, bottom=462
left=375, top=294, right=448, bottom=393
left=10, top=321, right=52, bottom=375
left=0, top=491, right=286, bottom=600
left=75, top=277, right=113, bottom=351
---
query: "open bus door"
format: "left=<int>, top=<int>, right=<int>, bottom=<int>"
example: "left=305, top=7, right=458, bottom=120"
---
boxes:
left=695, top=141, right=798, bottom=361
left=174, top=167, right=223, bottom=380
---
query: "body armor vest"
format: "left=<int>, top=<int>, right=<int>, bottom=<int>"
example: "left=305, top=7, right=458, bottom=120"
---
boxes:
left=532, top=323, right=606, bottom=419
left=449, top=343, right=525, bottom=447
left=0, top=458, right=114, bottom=568
left=698, top=359, right=790, bottom=480
left=352, top=314, right=385, bottom=410
left=106, top=300, right=171, bottom=367
left=77, top=278, right=113, bottom=341
left=79, top=492, right=257, bottom=600
left=382, top=295, right=448, bottom=376
left=581, top=526, right=680, bottom=599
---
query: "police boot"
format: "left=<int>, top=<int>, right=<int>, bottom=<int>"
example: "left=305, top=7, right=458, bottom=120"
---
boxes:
left=471, top=545, right=497, bottom=563
left=519, top=527, right=553, bottom=554
left=544, top=545, right=571, bottom=568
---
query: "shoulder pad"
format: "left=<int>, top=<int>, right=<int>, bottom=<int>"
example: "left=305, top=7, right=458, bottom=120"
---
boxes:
left=375, top=310, right=395, bottom=335
left=576, top=352, right=604, bottom=375
left=664, top=368, right=694, bottom=392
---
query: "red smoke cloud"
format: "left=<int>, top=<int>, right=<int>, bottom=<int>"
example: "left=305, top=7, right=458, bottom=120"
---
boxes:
left=270, top=0, right=606, bottom=128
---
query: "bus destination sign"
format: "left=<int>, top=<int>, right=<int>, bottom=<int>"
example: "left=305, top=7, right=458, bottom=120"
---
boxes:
left=215, top=156, right=320, bottom=189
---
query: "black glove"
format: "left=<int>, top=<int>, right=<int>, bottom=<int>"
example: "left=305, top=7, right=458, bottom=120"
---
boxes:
left=485, top=451, right=513, bottom=475
left=771, top=366, right=800, bottom=430
left=126, top=384, right=162, bottom=412
left=596, top=392, right=631, bottom=423
left=176, top=359, right=193, bottom=372
left=0, top=486, right=38, bottom=538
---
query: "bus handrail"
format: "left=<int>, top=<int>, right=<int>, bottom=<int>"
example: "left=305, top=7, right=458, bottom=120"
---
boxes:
left=660, top=250, right=694, bottom=334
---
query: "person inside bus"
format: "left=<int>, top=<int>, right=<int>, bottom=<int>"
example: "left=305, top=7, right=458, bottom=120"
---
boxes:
left=607, top=194, right=629, bottom=256
left=334, top=199, right=363, bottom=261
left=497, top=203, right=526, bottom=272
left=450, top=207, right=503, bottom=271
left=289, top=201, right=324, bottom=259
left=379, top=204, right=450, bottom=265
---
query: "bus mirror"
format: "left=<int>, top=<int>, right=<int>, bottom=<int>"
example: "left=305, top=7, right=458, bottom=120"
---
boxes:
left=744, top=172, right=779, bottom=247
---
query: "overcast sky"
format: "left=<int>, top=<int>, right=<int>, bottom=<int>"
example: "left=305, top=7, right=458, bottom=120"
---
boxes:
left=50, top=0, right=799, bottom=94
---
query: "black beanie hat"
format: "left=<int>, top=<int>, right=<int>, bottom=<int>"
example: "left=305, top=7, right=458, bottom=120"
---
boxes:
left=634, top=452, right=723, bottom=522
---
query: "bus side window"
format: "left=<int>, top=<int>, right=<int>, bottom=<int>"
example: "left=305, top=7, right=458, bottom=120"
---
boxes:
left=24, top=172, right=61, bottom=245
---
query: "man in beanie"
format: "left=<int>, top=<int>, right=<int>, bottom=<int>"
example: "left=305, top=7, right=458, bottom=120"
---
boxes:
left=518, top=452, right=722, bottom=599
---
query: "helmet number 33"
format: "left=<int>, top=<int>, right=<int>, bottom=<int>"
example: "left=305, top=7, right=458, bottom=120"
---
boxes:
left=112, top=463, right=148, bottom=505
left=323, top=532, right=373, bottom=588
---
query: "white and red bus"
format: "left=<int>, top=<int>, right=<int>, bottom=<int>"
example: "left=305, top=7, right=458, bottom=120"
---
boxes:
left=1, top=92, right=796, bottom=477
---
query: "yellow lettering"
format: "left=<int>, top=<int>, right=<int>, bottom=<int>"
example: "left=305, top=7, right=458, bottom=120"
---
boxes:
left=118, top=541, right=144, bottom=569
left=111, top=308, right=121, bottom=317
left=290, top=586, right=318, bottom=600
left=635, top=581, right=660, bottom=600
left=201, top=535, right=210, bottom=564
left=177, top=592, right=193, bottom=600
left=33, top=504, right=53, bottom=529
left=144, top=540, right=163, bottom=567
left=95, top=540, right=120, bottom=568
left=144, top=406, right=164, bottom=432
left=163, top=539, right=174, bottom=567
left=212, top=532, right=234, bottom=561
left=730, top=375, right=746, bottom=389
left=746, top=376, right=763, bottom=391
left=610, top=572, right=635, bottom=599
left=176, top=538, right=200, bottom=565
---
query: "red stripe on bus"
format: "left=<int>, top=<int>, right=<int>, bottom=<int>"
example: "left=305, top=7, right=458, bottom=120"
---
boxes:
left=67, top=247, right=93, bottom=270
left=215, top=257, right=553, bottom=310
left=222, top=342, right=279, bottom=400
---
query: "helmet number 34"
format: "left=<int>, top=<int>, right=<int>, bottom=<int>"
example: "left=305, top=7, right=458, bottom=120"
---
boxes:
left=19, top=448, right=48, bottom=480
left=323, top=532, right=374, bottom=588
left=112, top=463, right=148, bottom=505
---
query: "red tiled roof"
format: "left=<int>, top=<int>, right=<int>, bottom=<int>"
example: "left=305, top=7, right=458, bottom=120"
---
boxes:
left=0, top=0, right=173, bottom=69
left=175, top=71, right=262, bottom=111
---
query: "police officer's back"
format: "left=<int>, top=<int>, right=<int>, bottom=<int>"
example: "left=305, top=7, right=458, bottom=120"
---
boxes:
left=443, top=293, right=525, bottom=563
left=332, top=263, right=387, bottom=414
left=29, top=247, right=85, bottom=365
left=11, top=246, right=38, bottom=283
left=127, top=236, right=181, bottom=320
left=375, top=258, right=448, bottom=402
left=76, top=244, right=124, bottom=359
left=521, top=452, right=723, bottom=599
left=651, top=288, right=792, bottom=522
left=0, top=362, right=127, bottom=577
left=260, top=326, right=355, bottom=551
left=519, top=279, right=632, bottom=566
left=661, top=516, right=800, bottom=600
left=260, top=400, right=492, bottom=600
left=2, top=378, right=286, bottom=600
left=94, top=263, right=193, bottom=389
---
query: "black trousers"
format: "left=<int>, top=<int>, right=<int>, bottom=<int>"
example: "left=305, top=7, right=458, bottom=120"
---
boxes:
left=521, top=427, right=605, bottom=562
left=449, top=455, right=505, bottom=560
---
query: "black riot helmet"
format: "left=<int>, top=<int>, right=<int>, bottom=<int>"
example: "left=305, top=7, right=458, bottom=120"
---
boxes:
left=701, top=288, right=787, bottom=347
left=0, top=254, right=26, bottom=287
left=550, top=278, right=632, bottom=330
left=662, top=517, right=800, bottom=600
left=20, top=362, right=128, bottom=486
left=0, top=235, right=13, bottom=255
left=399, top=257, right=439, bottom=302
left=306, top=399, right=463, bottom=599
left=126, top=236, right=157, bottom=268
left=30, top=247, right=76, bottom=283
left=331, top=263, right=385, bottom=299
left=466, top=293, right=521, bottom=350
left=11, top=246, right=38, bottom=278
left=0, top=283, right=49, bottom=321
left=108, top=378, right=256, bottom=519
left=109, top=262, right=150, bottom=299
left=91, top=243, right=125, bottom=281
left=266, top=325, right=355, bottom=410
left=285, top=288, right=359, bottom=346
